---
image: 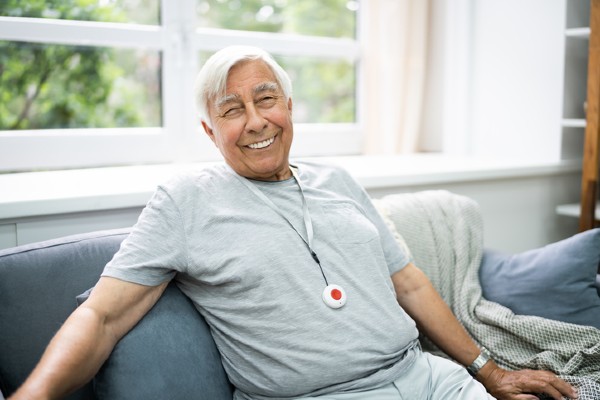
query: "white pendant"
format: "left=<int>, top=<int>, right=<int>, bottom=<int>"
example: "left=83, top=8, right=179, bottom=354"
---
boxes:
left=322, top=284, right=347, bottom=309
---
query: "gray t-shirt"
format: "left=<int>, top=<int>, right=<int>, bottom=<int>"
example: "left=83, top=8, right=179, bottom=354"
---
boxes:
left=102, top=161, right=419, bottom=399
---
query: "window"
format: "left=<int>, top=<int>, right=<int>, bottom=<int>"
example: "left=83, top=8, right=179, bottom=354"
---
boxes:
left=1, top=41, right=162, bottom=130
left=0, top=0, right=362, bottom=172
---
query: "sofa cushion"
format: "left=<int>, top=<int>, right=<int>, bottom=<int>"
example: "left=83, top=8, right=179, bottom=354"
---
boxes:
left=479, top=229, right=600, bottom=329
left=80, top=282, right=233, bottom=400
left=0, top=229, right=131, bottom=399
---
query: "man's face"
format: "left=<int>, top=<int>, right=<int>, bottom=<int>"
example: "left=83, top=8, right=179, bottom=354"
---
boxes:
left=202, top=60, right=294, bottom=181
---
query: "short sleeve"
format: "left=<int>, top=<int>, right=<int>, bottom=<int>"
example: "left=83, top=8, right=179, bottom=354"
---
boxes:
left=102, top=187, right=188, bottom=286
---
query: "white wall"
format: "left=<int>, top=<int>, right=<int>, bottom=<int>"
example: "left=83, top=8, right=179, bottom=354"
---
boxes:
left=422, top=0, right=568, bottom=161
left=369, top=172, right=580, bottom=253
left=469, top=0, right=566, bottom=161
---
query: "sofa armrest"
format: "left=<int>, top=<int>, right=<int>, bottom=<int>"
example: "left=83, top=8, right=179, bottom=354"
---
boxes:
left=0, top=229, right=130, bottom=399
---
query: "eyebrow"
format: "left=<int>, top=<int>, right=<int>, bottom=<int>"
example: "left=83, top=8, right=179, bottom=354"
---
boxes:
left=215, top=81, right=280, bottom=109
left=215, top=94, right=239, bottom=109
left=253, top=81, right=279, bottom=95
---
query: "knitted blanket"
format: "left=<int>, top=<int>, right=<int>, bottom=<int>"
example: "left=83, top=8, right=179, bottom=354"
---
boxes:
left=373, top=190, right=600, bottom=399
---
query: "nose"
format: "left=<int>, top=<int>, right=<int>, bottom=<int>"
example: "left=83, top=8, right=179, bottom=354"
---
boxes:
left=244, top=102, right=268, bottom=133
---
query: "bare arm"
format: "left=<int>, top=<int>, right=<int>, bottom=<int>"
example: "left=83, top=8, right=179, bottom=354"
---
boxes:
left=10, top=277, right=168, bottom=400
left=392, top=262, right=578, bottom=400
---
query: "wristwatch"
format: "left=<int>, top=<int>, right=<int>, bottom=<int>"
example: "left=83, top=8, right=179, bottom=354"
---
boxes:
left=466, top=347, right=492, bottom=377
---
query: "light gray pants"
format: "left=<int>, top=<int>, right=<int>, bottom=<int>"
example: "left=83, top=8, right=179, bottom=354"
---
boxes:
left=300, top=351, right=495, bottom=400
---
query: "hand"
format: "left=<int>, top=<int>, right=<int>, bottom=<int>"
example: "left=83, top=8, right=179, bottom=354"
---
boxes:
left=478, top=362, right=578, bottom=400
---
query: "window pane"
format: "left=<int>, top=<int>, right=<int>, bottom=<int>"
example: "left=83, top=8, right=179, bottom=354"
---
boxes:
left=197, top=0, right=358, bottom=39
left=0, top=41, right=162, bottom=130
left=0, top=0, right=160, bottom=25
left=277, top=56, right=355, bottom=123
left=198, top=52, right=355, bottom=124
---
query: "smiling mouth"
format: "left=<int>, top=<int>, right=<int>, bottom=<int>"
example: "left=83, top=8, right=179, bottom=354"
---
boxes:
left=247, top=136, right=275, bottom=149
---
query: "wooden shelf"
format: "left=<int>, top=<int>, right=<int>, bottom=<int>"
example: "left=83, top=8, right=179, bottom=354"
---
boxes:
left=556, top=202, right=600, bottom=220
left=566, top=27, right=591, bottom=38
left=579, top=0, right=600, bottom=230
left=562, top=118, right=587, bottom=127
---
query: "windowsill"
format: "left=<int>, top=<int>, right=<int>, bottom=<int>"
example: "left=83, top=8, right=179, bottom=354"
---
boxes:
left=0, top=154, right=581, bottom=220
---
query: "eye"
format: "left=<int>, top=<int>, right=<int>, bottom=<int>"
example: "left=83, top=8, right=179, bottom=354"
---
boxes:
left=258, top=95, right=277, bottom=107
left=222, top=106, right=243, bottom=118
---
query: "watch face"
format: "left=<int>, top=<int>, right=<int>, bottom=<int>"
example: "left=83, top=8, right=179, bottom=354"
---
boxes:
left=322, top=284, right=347, bottom=309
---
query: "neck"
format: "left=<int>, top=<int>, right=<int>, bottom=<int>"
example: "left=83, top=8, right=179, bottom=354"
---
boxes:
left=273, top=167, right=293, bottom=181
left=252, top=165, right=293, bottom=182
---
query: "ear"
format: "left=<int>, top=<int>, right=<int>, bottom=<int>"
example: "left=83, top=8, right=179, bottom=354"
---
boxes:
left=201, top=120, right=217, bottom=146
left=287, top=97, right=293, bottom=113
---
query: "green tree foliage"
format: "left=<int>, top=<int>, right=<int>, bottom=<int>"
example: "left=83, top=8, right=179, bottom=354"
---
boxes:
left=284, top=0, right=356, bottom=38
left=278, top=57, right=355, bottom=124
left=0, top=0, right=161, bottom=130
left=198, top=0, right=355, bottom=38
left=198, top=0, right=285, bottom=33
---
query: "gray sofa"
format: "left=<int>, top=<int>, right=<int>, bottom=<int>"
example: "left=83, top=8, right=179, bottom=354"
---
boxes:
left=1, top=191, right=599, bottom=399
left=0, top=228, right=233, bottom=400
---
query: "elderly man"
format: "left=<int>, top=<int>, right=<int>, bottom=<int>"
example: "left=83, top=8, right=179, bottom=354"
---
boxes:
left=11, top=46, right=577, bottom=400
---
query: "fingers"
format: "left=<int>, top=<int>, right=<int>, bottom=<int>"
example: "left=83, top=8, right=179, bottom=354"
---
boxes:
left=483, top=368, right=578, bottom=400
left=517, top=371, right=578, bottom=400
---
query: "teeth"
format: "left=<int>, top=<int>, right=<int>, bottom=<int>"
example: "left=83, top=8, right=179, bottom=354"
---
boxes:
left=247, top=137, right=275, bottom=149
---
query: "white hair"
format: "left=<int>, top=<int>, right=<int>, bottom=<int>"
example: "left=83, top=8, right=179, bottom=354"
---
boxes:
left=194, top=45, right=293, bottom=126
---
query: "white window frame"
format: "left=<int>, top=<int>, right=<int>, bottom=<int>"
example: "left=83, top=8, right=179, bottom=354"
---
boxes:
left=0, top=0, right=363, bottom=172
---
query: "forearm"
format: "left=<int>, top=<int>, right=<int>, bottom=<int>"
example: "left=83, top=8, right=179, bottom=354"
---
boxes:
left=393, top=264, right=578, bottom=399
left=10, top=277, right=168, bottom=400
left=395, top=269, right=482, bottom=368
left=10, top=306, right=118, bottom=400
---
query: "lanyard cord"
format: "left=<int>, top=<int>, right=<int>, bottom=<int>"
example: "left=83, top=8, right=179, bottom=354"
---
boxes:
left=233, top=166, right=329, bottom=286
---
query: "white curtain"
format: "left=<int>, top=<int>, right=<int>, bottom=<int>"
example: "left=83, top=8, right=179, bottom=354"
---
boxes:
left=363, top=0, right=431, bottom=154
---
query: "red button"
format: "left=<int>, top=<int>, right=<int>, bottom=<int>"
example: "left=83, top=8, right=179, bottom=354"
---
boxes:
left=330, top=288, right=342, bottom=300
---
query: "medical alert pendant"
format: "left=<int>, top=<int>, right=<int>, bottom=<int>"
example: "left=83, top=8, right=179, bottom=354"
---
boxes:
left=322, top=284, right=347, bottom=309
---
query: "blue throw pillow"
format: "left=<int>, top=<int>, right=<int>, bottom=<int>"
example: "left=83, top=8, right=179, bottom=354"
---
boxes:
left=79, top=282, right=233, bottom=400
left=479, top=229, right=600, bottom=329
